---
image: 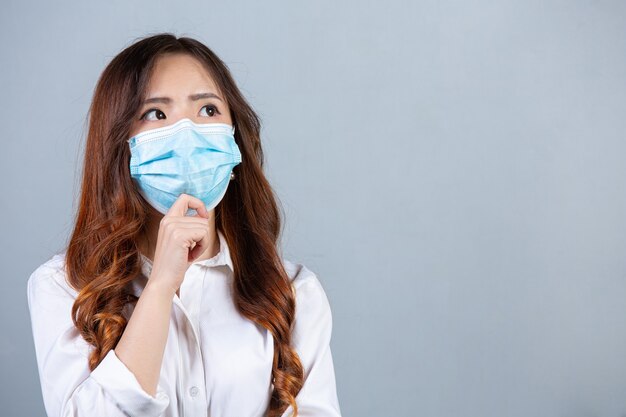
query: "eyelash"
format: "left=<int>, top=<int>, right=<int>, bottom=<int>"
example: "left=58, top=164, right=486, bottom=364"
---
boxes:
left=139, top=104, right=221, bottom=121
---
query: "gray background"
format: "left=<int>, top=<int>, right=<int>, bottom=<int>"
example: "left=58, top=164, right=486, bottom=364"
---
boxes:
left=2, top=1, right=626, bottom=416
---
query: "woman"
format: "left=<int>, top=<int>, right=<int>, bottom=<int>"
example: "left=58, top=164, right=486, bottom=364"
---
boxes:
left=26, top=33, right=341, bottom=417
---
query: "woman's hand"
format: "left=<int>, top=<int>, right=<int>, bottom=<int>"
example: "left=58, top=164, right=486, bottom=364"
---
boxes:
left=147, top=193, right=211, bottom=295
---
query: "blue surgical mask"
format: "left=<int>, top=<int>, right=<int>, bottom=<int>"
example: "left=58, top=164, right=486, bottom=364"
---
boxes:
left=128, top=118, right=242, bottom=215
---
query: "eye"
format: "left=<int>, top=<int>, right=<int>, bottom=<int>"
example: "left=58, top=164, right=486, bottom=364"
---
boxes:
left=199, top=104, right=220, bottom=117
left=140, top=109, right=166, bottom=121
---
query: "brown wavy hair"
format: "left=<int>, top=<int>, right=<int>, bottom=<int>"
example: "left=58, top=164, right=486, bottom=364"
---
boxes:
left=65, top=33, right=304, bottom=416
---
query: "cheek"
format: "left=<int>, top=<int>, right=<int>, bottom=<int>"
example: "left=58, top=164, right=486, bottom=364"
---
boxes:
left=128, top=120, right=163, bottom=137
left=128, top=120, right=143, bottom=138
left=223, top=109, right=234, bottom=125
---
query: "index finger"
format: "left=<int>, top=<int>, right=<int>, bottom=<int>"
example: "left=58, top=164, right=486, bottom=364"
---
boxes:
left=167, top=193, right=209, bottom=218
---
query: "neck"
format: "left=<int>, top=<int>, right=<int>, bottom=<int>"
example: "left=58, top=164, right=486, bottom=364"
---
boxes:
left=138, top=207, right=221, bottom=263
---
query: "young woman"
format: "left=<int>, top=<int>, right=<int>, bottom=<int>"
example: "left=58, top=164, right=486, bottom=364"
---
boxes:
left=26, top=34, right=341, bottom=417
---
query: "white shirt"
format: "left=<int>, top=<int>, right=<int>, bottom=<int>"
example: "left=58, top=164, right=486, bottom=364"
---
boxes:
left=27, top=229, right=341, bottom=417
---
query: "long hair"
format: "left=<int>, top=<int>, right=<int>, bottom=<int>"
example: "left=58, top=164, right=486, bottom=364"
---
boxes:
left=65, top=33, right=304, bottom=416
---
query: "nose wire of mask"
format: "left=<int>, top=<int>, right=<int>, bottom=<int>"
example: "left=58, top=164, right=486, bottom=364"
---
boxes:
left=127, top=118, right=242, bottom=216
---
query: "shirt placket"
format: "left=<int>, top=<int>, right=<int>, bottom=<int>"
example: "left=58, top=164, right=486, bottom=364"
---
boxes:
left=173, top=264, right=209, bottom=416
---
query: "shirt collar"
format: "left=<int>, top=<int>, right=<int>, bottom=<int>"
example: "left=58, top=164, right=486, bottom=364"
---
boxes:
left=138, top=228, right=234, bottom=279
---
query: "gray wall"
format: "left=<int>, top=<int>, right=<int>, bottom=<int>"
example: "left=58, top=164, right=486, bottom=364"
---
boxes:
left=2, top=1, right=626, bottom=416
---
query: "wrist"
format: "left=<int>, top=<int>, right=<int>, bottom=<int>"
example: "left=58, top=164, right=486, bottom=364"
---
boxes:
left=143, top=279, right=177, bottom=299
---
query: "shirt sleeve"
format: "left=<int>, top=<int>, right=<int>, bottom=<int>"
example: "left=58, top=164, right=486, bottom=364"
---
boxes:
left=281, top=267, right=342, bottom=417
left=26, top=256, right=170, bottom=417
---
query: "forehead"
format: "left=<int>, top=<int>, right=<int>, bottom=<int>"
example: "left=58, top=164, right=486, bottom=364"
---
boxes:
left=145, top=53, right=220, bottom=96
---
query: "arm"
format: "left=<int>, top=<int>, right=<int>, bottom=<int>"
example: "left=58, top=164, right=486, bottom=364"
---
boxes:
left=26, top=256, right=170, bottom=417
left=114, top=192, right=211, bottom=396
left=114, top=279, right=175, bottom=397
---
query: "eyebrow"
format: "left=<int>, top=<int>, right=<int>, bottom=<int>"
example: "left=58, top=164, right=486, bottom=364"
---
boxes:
left=143, top=92, right=223, bottom=104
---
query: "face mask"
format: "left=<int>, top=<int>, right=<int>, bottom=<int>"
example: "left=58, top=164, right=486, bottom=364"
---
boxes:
left=128, top=118, right=242, bottom=215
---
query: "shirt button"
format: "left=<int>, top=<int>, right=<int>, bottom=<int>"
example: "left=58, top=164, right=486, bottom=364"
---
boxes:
left=189, top=386, right=200, bottom=397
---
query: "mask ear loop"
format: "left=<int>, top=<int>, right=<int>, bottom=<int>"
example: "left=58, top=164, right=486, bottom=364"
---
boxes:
left=230, top=123, right=237, bottom=181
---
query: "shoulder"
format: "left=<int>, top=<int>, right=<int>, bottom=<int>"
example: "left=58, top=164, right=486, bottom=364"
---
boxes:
left=282, top=258, right=332, bottom=318
left=27, top=252, right=78, bottom=306
left=282, top=258, right=334, bottom=345
left=283, top=258, right=326, bottom=293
